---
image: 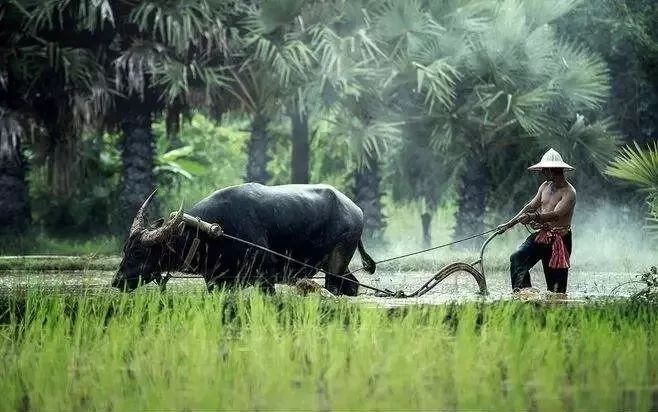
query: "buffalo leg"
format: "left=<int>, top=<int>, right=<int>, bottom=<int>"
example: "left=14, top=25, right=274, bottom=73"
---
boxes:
left=157, top=273, right=172, bottom=292
left=256, top=280, right=276, bottom=294
left=323, top=242, right=359, bottom=296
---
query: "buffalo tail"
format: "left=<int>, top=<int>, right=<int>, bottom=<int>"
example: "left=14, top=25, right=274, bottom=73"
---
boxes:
left=357, top=239, right=376, bottom=274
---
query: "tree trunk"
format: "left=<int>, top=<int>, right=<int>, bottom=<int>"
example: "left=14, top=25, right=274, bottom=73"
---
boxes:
left=119, top=102, right=157, bottom=231
left=165, top=104, right=184, bottom=149
left=0, top=140, right=29, bottom=234
left=421, top=212, right=432, bottom=248
left=290, top=109, right=309, bottom=184
left=246, top=113, right=271, bottom=183
left=454, top=155, right=489, bottom=249
left=354, top=157, right=385, bottom=245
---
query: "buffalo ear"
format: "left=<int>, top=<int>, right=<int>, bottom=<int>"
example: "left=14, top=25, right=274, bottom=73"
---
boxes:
left=148, top=218, right=165, bottom=229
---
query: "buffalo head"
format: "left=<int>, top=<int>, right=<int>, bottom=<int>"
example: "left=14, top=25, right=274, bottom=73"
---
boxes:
left=111, top=190, right=184, bottom=291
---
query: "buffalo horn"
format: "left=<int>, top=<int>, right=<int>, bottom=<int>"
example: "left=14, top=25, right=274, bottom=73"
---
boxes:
left=129, top=189, right=157, bottom=237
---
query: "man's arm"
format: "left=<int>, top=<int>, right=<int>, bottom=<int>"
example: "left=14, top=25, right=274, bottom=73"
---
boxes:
left=533, top=189, right=576, bottom=224
left=497, top=182, right=545, bottom=232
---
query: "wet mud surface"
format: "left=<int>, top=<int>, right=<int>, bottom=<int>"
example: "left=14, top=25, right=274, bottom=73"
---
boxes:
left=0, top=266, right=642, bottom=306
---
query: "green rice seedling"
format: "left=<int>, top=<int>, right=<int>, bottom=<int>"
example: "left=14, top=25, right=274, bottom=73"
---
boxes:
left=0, top=288, right=657, bottom=411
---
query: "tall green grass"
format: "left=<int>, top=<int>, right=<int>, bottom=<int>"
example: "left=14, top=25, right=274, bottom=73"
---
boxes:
left=0, top=289, right=656, bottom=411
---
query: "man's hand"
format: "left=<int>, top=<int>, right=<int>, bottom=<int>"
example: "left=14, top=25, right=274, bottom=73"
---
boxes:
left=518, top=213, right=534, bottom=224
left=496, top=222, right=512, bottom=234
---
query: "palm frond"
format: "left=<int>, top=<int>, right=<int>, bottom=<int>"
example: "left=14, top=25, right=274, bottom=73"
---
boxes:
left=414, top=59, right=460, bottom=113
left=551, top=40, right=610, bottom=110
left=372, top=0, right=444, bottom=59
left=434, top=1, right=491, bottom=33
left=241, top=11, right=314, bottom=88
left=70, top=86, right=112, bottom=132
left=328, top=112, right=402, bottom=169
left=524, top=25, right=557, bottom=80
left=606, top=141, right=658, bottom=190
left=114, top=40, right=165, bottom=97
left=22, top=0, right=114, bottom=33
left=130, top=1, right=227, bottom=55
left=524, top=0, right=582, bottom=29
left=374, top=0, right=444, bottom=40
left=490, top=0, right=529, bottom=47
left=511, top=87, right=559, bottom=135
left=561, top=115, right=621, bottom=172
left=258, top=0, right=305, bottom=33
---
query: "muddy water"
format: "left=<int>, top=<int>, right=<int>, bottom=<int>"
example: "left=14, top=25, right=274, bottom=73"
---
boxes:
left=0, top=267, right=642, bottom=305
left=355, top=269, right=641, bottom=306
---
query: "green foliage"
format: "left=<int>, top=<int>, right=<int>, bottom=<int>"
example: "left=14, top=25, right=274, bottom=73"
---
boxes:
left=157, top=114, right=250, bottom=213
left=153, top=125, right=210, bottom=181
left=1, top=0, right=110, bottom=194
left=27, top=132, right=121, bottom=234
left=2, top=290, right=658, bottom=410
left=607, top=142, right=658, bottom=240
left=607, top=142, right=658, bottom=190
left=1, top=0, right=649, bottom=247
left=632, top=266, right=658, bottom=301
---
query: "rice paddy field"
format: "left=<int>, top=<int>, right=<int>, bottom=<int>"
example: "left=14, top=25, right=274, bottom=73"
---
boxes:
left=1, top=218, right=656, bottom=412
left=1, top=287, right=658, bottom=411
left=0, top=250, right=657, bottom=411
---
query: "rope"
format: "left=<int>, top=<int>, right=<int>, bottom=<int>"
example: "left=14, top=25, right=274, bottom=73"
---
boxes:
left=168, top=227, right=498, bottom=297
left=349, top=228, right=498, bottom=273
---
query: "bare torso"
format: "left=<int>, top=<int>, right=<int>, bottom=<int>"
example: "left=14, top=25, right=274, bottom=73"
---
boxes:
left=533, top=180, right=576, bottom=229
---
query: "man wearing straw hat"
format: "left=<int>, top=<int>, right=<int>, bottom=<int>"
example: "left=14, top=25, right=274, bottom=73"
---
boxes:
left=496, top=148, right=576, bottom=293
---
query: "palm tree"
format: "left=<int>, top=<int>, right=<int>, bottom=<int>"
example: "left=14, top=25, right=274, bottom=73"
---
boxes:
left=230, top=0, right=314, bottom=184
left=0, top=0, right=110, bottom=234
left=363, top=0, right=617, bottom=244
left=0, top=4, right=31, bottom=233
left=305, top=0, right=402, bottom=242
left=457, top=1, right=618, bottom=240
left=329, top=97, right=401, bottom=243
left=106, top=0, right=233, bottom=225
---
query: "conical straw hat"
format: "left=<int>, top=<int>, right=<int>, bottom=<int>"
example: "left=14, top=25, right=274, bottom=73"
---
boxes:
left=528, top=148, right=574, bottom=171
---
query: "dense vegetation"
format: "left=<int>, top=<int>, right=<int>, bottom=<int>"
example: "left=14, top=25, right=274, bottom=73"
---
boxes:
left=1, top=0, right=657, bottom=252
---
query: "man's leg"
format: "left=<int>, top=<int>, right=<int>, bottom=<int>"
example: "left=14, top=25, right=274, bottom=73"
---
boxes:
left=510, top=234, right=542, bottom=291
left=543, top=267, right=568, bottom=293
left=542, top=232, right=572, bottom=293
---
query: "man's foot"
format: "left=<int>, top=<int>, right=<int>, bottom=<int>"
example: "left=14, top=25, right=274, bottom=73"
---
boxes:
left=513, top=287, right=542, bottom=300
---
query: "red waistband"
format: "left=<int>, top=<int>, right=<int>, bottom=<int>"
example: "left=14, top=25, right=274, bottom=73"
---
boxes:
left=534, top=227, right=570, bottom=269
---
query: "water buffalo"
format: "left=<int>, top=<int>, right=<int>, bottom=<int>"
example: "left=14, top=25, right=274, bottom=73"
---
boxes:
left=111, top=183, right=376, bottom=295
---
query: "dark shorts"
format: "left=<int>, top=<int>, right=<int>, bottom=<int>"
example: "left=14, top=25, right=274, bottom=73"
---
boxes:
left=509, top=232, right=572, bottom=293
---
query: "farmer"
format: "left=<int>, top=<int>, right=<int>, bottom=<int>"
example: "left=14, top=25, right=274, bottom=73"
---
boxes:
left=496, top=148, right=576, bottom=293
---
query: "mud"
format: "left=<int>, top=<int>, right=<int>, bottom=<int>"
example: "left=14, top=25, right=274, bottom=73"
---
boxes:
left=0, top=267, right=642, bottom=306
